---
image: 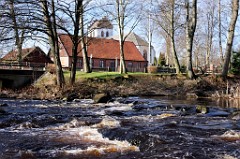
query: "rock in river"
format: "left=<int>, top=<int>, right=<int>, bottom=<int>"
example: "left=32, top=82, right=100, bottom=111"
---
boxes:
left=93, top=93, right=112, bottom=103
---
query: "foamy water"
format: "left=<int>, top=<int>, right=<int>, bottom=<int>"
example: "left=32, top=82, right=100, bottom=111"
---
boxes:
left=0, top=97, right=240, bottom=158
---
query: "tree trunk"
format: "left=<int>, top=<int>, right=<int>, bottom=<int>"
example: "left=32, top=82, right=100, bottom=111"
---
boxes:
left=170, top=0, right=181, bottom=74
left=9, top=0, right=23, bottom=63
left=41, top=0, right=65, bottom=88
left=119, top=39, right=127, bottom=74
left=185, top=0, right=197, bottom=79
left=206, top=3, right=214, bottom=69
left=164, top=34, right=171, bottom=66
left=222, top=0, right=239, bottom=79
left=70, top=40, right=78, bottom=85
left=218, top=0, right=224, bottom=65
left=70, top=0, right=83, bottom=85
left=116, top=0, right=127, bottom=74
left=80, top=6, right=91, bottom=73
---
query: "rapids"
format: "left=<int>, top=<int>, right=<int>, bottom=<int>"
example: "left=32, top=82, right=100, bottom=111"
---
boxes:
left=0, top=97, right=239, bottom=159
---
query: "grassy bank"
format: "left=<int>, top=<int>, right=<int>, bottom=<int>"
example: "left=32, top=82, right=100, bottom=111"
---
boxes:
left=63, top=71, right=158, bottom=83
left=2, top=71, right=239, bottom=100
left=63, top=71, right=173, bottom=81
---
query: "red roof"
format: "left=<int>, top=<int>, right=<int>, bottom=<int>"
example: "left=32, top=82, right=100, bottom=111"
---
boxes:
left=58, top=34, right=146, bottom=62
left=2, top=47, right=36, bottom=61
left=2, top=47, right=52, bottom=63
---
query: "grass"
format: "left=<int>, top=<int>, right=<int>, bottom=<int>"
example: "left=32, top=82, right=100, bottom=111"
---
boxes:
left=63, top=71, right=176, bottom=81
left=64, top=71, right=125, bottom=80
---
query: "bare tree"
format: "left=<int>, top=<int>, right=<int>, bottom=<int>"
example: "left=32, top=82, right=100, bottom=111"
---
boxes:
left=218, top=0, right=224, bottom=65
left=0, top=0, right=29, bottom=62
left=57, top=0, right=92, bottom=85
left=185, top=0, right=197, bottom=79
left=40, top=0, right=65, bottom=87
left=9, top=0, right=24, bottom=62
left=99, top=0, right=142, bottom=74
left=222, top=0, right=239, bottom=79
left=205, top=1, right=217, bottom=69
left=153, top=0, right=181, bottom=74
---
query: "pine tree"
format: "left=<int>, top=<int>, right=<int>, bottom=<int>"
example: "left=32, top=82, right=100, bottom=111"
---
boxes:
left=231, top=51, right=240, bottom=75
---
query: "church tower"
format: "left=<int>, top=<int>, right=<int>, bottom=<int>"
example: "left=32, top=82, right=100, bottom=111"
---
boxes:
left=88, top=17, right=113, bottom=38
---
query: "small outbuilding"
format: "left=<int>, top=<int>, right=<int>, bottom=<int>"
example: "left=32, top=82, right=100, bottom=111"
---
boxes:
left=1, top=47, right=53, bottom=67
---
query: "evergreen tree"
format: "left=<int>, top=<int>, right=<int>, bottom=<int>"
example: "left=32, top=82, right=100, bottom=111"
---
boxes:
left=231, top=51, right=240, bottom=75
left=158, top=53, right=166, bottom=66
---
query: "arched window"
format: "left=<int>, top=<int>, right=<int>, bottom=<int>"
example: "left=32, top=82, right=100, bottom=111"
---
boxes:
left=106, top=31, right=109, bottom=37
left=143, top=50, right=147, bottom=60
left=101, top=31, right=104, bottom=37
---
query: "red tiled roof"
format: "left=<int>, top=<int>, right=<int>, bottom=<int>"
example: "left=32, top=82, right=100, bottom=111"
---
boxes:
left=2, top=47, right=52, bottom=63
left=2, top=47, right=36, bottom=61
left=58, top=34, right=146, bottom=62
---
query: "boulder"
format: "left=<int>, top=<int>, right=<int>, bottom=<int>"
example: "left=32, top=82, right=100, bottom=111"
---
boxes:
left=196, top=105, right=209, bottom=114
left=63, top=92, right=79, bottom=102
left=0, top=108, right=6, bottom=114
left=93, top=93, right=112, bottom=103
left=0, top=103, right=8, bottom=107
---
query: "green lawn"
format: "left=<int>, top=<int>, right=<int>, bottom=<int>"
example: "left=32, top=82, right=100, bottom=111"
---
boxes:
left=63, top=71, right=149, bottom=80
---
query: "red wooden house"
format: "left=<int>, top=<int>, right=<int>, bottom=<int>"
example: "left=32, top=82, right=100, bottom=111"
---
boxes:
left=1, top=47, right=53, bottom=67
left=58, top=34, right=148, bottom=72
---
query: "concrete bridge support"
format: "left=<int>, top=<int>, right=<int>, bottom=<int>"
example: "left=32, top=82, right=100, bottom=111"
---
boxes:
left=0, top=69, right=45, bottom=88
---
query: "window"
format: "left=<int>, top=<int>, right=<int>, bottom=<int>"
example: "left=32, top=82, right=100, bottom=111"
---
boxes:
left=128, top=62, right=133, bottom=68
left=143, top=50, right=147, bottom=60
left=106, top=31, right=109, bottom=37
left=101, top=31, right=104, bottom=37
left=110, top=61, right=115, bottom=68
left=99, top=60, right=104, bottom=68
left=137, top=62, right=141, bottom=68
left=77, top=59, right=83, bottom=68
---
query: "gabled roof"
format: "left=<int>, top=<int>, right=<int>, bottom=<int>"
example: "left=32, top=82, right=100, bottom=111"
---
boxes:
left=89, top=17, right=113, bottom=30
left=2, top=47, right=36, bottom=61
left=2, top=47, right=52, bottom=63
left=58, top=34, right=146, bottom=62
left=111, top=32, right=149, bottom=47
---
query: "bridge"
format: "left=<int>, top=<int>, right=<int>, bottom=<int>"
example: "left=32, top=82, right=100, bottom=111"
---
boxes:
left=0, top=62, right=46, bottom=89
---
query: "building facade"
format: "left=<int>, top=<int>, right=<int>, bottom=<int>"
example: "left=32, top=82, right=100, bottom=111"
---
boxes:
left=58, top=34, right=147, bottom=72
left=88, top=17, right=113, bottom=38
left=89, top=17, right=156, bottom=66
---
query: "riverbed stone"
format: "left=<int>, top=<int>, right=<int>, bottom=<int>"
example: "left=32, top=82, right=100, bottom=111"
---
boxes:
left=196, top=105, right=209, bottom=114
left=0, top=108, right=6, bottom=114
left=231, top=112, right=240, bottom=120
left=0, top=103, right=8, bottom=107
left=207, top=110, right=230, bottom=117
left=65, top=92, right=79, bottom=102
left=93, top=93, right=112, bottom=103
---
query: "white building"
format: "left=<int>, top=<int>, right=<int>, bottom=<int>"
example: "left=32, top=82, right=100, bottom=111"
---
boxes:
left=89, top=17, right=156, bottom=66
left=111, top=33, right=156, bottom=66
left=88, top=17, right=113, bottom=38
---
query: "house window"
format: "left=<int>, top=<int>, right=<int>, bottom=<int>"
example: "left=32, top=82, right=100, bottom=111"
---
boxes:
left=101, top=31, right=104, bottom=37
left=137, top=62, right=141, bottom=68
left=77, top=59, right=83, bottom=68
left=106, top=31, right=109, bottom=37
left=110, top=61, right=115, bottom=68
left=143, top=50, right=147, bottom=60
left=99, top=60, right=104, bottom=68
left=128, top=62, right=133, bottom=68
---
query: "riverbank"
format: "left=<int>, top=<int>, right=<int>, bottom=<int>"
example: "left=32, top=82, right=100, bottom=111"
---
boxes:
left=0, top=72, right=240, bottom=100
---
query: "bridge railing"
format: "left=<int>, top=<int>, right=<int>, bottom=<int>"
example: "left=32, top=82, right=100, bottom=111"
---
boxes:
left=0, top=62, right=46, bottom=71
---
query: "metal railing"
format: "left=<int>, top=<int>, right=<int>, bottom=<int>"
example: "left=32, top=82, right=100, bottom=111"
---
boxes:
left=0, top=62, right=46, bottom=71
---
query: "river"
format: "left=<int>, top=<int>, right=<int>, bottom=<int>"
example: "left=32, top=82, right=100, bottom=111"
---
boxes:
left=0, top=97, right=239, bottom=159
